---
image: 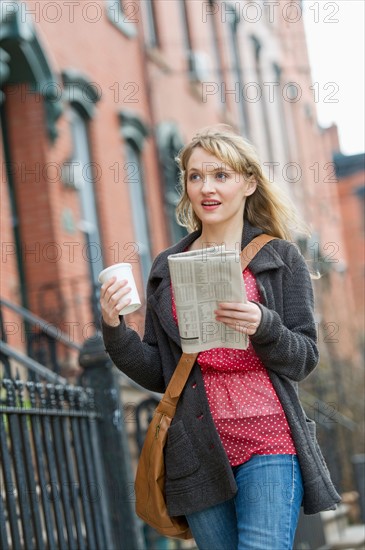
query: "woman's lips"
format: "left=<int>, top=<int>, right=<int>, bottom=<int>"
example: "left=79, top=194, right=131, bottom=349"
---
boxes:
left=201, top=201, right=221, bottom=211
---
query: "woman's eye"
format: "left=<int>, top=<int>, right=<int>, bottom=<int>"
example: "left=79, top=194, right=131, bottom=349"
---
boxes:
left=189, top=173, right=200, bottom=181
left=216, top=172, right=228, bottom=181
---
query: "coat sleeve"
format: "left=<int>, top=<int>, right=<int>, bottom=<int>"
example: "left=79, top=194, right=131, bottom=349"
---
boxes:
left=101, top=307, right=165, bottom=393
left=250, top=253, right=319, bottom=382
left=101, top=261, right=166, bottom=393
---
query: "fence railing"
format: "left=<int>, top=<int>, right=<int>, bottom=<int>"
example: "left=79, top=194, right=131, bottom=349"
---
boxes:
left=0, top=297, right=81, bottom=379
left=0, top=294, right=192, bottom=549
left=0, top=377, right=114, bottom=549
left=0, top=314, right=147, bottom=550
left=0, top=341, right=67, bottom=383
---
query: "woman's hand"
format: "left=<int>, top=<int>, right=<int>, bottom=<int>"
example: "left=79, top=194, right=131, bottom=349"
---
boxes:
left=215, top=301, right=262, bottom=336
left=100, top=277, right=131, bottom=327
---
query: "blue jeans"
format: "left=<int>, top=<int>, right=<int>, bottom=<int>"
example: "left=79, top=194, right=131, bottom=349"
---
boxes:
left=186, top=454, right=303, bottom=550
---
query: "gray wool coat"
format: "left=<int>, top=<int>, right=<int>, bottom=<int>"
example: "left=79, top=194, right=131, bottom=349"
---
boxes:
left=102, top=218, right=341, bottom=516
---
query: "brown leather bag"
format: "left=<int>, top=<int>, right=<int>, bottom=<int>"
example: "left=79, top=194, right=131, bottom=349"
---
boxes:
left=134, top=234, right=276, bottom=539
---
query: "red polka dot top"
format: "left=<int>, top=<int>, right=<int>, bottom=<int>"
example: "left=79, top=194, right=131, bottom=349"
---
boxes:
left=171, top=266, right=297, bottom=466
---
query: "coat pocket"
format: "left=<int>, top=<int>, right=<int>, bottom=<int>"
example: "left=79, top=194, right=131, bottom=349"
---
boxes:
left=165, top=420, right=200, bottom=480
left=305, top=417, right=333, bottom=477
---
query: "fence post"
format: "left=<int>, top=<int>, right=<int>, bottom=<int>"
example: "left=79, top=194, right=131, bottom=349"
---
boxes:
left=79, top=331, right=146, bottom=550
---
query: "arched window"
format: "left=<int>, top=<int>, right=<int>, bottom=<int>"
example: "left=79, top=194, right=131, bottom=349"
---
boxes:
left=251, top=36, right=273, bottom=162
left=119, top=111, right=152, bottom=287
left=272, top=63, right=292, bottom=162
left=225, top=4, right=249, bottom=137
left=157, top=122, right=187, bottom=244
left=62, top=70, right=103, bottom=318
left=208, top=0, right=224, bottom=110
left=69, top=106, right=104, bottom=283
left=140, top=0, right=159, bottom=48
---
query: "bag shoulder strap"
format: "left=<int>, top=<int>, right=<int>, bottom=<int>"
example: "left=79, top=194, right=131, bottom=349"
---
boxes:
left=157, top=233, right=278, bottom=416
left=240, top=233, right=277, bottom=271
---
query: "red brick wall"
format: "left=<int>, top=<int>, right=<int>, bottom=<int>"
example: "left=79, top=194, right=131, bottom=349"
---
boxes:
left=276, top=9, right=362, bottom=369
left=0, top=0, right=362, bottom=373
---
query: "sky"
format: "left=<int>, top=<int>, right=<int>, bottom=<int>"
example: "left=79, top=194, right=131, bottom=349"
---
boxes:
left=303, top=0, right=365, bottom=155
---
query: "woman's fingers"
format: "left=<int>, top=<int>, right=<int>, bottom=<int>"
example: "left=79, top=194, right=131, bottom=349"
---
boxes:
left=101, top=277, right=127, bottom=300
left=215, top=301, right=262, bottom=335
left=215, top=302, right=253, bottom=312
left=215, top=302, right=257, bottom=320
left=108, top=285, right=131, bottom=306
left=100, top=277, right=132, bottom=326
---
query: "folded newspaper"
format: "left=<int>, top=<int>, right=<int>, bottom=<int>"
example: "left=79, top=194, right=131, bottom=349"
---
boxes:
left=168, top=246, right=248, bottom=353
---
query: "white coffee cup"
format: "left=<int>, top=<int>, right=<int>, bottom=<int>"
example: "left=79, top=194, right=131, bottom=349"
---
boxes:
left=98, top=263, right=141, bottom=315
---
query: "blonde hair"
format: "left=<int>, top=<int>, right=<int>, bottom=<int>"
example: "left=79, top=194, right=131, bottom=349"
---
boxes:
left=175, top=125, right=310, bottom=241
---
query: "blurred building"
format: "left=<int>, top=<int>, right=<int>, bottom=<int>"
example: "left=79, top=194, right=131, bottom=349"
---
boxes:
left=0, top=0, right=363, bottom=493
left=334, top=152, right=365, bottom=335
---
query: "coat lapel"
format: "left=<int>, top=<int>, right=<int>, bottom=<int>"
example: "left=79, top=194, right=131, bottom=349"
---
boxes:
left=148, top=281, right=181, bottom=347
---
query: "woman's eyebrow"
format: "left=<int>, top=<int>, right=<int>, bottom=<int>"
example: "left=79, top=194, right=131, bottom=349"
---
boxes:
left=187, top=165, right=227, bottom=172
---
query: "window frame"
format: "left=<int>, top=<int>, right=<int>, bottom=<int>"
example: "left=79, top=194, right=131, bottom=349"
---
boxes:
left=140, top=0, right=160, bottom=49
left=123, top=140, right=152, bottom=288
left=105, top=0, right=137, bottom=38
left=156, top=122, right=187, bottom=244
left=225, top=3, right=249, bottom=136
left=119, top=111, right=152, bottom=288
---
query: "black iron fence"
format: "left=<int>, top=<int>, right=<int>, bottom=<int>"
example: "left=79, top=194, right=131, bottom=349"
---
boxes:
left=0, top=298, right=189, bottom=549
left=0, top=301, right=147, bottom=550
left=0, top=378, right=114, bottom=549
left=0, top=333, right=150, bottom=550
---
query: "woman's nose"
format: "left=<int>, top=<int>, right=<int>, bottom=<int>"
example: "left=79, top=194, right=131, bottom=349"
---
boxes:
left=201, top=176, right=215, bottom=193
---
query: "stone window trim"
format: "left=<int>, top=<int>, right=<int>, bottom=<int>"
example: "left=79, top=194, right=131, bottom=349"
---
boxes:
left=61, top=69, right=101, bottom=120
left=0, top=6, right=63, bottom=142
left=119, top=110, right=150, bottom=152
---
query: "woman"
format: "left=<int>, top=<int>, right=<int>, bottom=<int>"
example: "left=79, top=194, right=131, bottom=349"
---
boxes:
left=100, top=126, right=340, bottom=550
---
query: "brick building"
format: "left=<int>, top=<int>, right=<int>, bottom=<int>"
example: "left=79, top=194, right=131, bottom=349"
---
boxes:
left=334, top=152, right=365, bottom=333
left=0, top=0, right=363, bottom=492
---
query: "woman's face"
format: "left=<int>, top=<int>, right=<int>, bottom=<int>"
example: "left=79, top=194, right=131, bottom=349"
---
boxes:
left=186, top=147, right=256, bottom=231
